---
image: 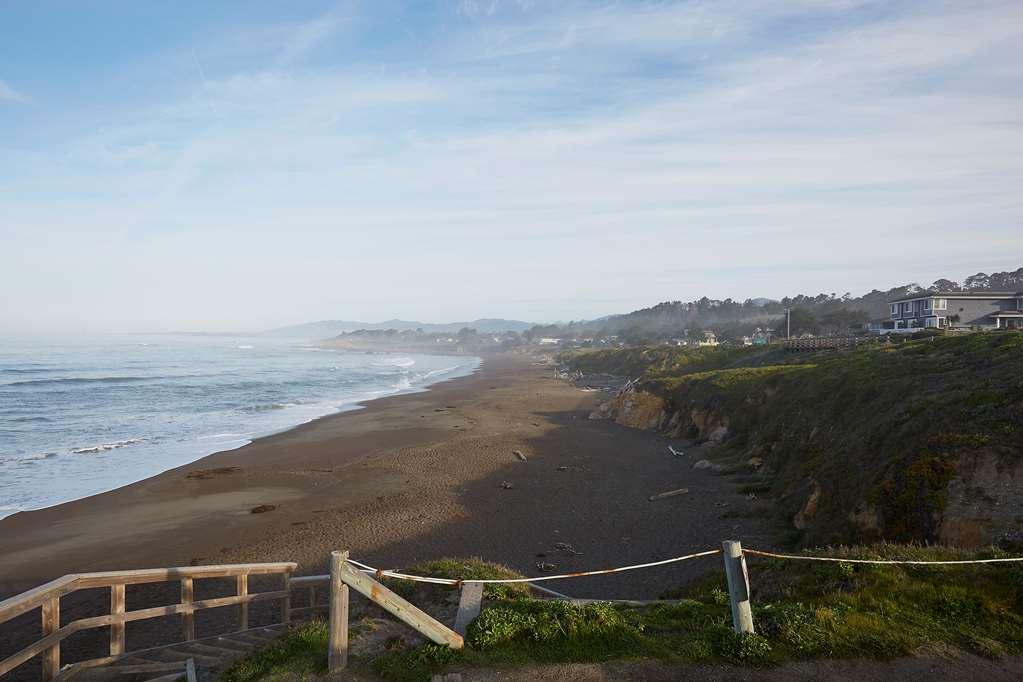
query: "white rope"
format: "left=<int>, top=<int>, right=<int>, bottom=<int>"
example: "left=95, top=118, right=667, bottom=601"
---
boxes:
left=745, top=548, right=1023, bottom=565
left=346, top=549, right=721, bottom=585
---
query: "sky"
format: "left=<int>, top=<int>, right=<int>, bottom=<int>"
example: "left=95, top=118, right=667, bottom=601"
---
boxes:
left=1, top=0, right=1022, bottom=333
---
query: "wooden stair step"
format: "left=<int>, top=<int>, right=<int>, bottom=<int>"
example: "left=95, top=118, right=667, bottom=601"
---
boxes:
left=107, top=661, right=188, bottom=675
left=143, top=674, right=186, bottom=682
left=214, top=636, right=258, bottom=651
left=151, top=649, right=221, bottom=667
left=228, top=632, right=275, bottom=646
left=179, top=641, right=245, bottom=658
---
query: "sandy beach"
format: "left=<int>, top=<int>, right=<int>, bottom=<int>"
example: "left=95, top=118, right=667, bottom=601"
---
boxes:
left=0, top=352, right=774, bottom=676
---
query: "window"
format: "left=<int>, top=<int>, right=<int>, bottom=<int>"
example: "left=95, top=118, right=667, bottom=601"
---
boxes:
left=933, top=298, right=948, bottom=310
left=923, top=299, right=931, bottom=310
left=903, top=303, right=914, bottom=317
left=890, top=304, right=898, bottom=317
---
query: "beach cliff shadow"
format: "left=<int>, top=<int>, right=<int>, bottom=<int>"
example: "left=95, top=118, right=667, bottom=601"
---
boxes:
left=332, top=404, right=777, bottom=601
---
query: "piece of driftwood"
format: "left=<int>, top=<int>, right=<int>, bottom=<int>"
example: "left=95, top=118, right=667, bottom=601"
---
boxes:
left=648, top=488, right=689, bottom=501
left=513, top=450, right=528, bottom=462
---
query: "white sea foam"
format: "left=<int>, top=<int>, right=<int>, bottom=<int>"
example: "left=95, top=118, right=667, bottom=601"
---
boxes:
left=71, top=438, right=145, bottom=454
left=376, top=357, right=415, bottom=368
left=237, top=344, right=255, bottom=350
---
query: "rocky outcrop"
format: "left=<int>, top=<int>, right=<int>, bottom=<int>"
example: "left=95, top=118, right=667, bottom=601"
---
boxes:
left=939, top=452, right=1023, bottom=548
left=792, top=482, right=821, bottom=530
left=588, top=389, right=732, bottom=444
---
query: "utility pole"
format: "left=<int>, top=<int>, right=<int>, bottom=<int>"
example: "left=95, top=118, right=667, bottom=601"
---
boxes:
left=785, top=308, right=791, bottom=340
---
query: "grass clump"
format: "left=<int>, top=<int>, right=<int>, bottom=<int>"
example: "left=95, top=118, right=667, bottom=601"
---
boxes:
left=467, top=599, right=637, bottom=649
left=219, top=620, right=328, bottom=682
left=389, top=556, right=530, bottom=602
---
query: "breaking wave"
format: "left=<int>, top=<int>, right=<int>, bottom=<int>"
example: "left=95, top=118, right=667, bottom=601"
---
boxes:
left=71, top=438, right=145, bottom=454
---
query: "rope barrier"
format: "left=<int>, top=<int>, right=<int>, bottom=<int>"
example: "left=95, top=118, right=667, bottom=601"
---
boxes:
left=744, top=548, right=1023, bottom=565
left=347, top=549, right=722, bottom=585
left=343, top=546, right=1023, bottom=587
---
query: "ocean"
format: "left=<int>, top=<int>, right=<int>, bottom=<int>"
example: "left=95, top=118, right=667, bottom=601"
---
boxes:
left=0, top=335, right=479, bottom=518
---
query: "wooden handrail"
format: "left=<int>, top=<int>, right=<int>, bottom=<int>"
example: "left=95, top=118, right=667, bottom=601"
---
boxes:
left=0, top=562, right=296, bottom=680
left=0, top=576, right=79, bottom=623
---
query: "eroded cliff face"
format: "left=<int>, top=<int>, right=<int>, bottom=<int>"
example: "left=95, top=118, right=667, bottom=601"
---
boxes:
left=940, top=452, right=1023, bottom=548
left=587, top=385, right=1022, bottom=549
left=589, top=390, right=731, bottom=444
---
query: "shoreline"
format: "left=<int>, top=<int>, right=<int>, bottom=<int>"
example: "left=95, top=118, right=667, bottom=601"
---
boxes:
left=0, top=347, right=481, bottom=520
left=0, top=351, right=775, bottom=602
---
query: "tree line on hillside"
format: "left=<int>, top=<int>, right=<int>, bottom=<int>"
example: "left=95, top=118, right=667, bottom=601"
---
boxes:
left=526, top=267, right=1023, bottom=344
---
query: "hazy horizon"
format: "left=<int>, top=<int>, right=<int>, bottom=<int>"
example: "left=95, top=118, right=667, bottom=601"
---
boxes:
left=3, top=1, right=1022, bottom=334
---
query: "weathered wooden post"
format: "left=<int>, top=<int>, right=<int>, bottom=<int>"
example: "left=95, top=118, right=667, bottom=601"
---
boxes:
left=453, top=583, right=484, bottom=636
left=281, top=573, right=291, bottom=625
left=110, top=584, right=125, bottom=655
left=328, top=551, right=350, bottom=673
left=236, top=573, right=249, bottom=630
left=41, top=595, right=59, bottom=681
left=721, top=540, right=754, bottom=634
left=181, top=577, right=195, bottom=641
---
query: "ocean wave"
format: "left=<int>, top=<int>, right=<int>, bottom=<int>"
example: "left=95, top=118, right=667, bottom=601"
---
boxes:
left=376, top=357, right=415, bottom=368
left=242, top=403, right=290, bottom=413
left=419, top=365, right=463, bottom=380
left=197, top=432, right=247, bottom=440
left=6, top=452, right=59, bottom=463
left=71, top=438, right=145, bottom=454
left=1, top=367, right=64, bottom=374
left=8, top=376, right=161, bottom=387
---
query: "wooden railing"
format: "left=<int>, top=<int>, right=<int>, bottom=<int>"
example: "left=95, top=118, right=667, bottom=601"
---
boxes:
left=0, top=562, right=296, bottom=681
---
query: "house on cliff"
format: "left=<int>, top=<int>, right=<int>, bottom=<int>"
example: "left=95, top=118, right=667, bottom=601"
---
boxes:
left=869, top=291, right=1023, bottom=332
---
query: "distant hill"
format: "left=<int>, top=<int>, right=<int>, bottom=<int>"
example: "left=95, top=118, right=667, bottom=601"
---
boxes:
left=263, top=318, right=533, bottom=339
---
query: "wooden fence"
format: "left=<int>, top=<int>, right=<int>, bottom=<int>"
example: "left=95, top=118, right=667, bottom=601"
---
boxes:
left=0, top=562, right=295, bottom=680
left=1, top=542, right=759, bottom=679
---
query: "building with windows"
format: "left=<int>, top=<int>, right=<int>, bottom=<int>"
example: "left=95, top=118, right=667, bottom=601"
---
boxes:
left=878, top=291, right=1023, bottom=331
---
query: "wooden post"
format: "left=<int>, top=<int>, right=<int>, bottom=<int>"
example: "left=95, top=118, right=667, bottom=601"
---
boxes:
left=721, top=540, right=754, bottom=634
left=236, top=574, right=248, bottom=630
left=453, top=583, right=484, bottom=636
left=181, top=577, right=195, bottom=641
left=41, top=595, right=59, bottom=681
left=281, top=573, right=291, bottom=625
left=309, top=585, right=317, bottom=617
left=110, top=583, right=126, bottom=656
left=338, top=555, right=464, bottom=649
left=328, top=551, right=350, bottom=673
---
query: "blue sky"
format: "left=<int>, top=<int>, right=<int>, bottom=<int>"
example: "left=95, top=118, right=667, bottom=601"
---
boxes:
left=2, top=1, right=1021, bottom=333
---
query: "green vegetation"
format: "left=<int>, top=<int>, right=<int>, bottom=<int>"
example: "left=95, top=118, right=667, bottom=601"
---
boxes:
left=563, top=332, right=1023, bottom=547
left=385, top=557, right=530, bottom=602
left=219, top=547, right=1023, bottom=681
left=219, top=620, right=330, bottom=681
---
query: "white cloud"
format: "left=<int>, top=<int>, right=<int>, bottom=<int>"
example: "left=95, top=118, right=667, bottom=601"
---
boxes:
left=2, top=0, right=1022, bottom=331
left=0, top=79, right=27, bottom=103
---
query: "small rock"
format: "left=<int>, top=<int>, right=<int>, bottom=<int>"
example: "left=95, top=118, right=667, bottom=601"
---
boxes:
left=500, top=481, right=514, bottom=490
left=513, top=450, right=528, bottom=462
left=250, top=504, right=276, bottom=514
left=693, top=459, right=723, bottom=472
left=536, top=562, right=557, bottom=572
left=557, top=465, right=568, bottom=472
left=554, top=542, right=582, bottom=556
